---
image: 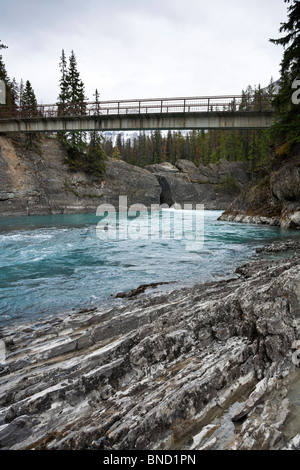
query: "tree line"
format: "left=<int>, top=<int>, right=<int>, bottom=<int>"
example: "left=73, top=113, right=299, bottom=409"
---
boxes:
left=102, top=125, right=271, bottom=176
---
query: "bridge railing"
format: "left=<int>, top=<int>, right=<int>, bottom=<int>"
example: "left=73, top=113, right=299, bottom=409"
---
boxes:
left=0, top=95, right=275, bottom=120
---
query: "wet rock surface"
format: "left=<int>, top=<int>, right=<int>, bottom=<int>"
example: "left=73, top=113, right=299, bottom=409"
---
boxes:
left=0, top=241, right=300, bottom=450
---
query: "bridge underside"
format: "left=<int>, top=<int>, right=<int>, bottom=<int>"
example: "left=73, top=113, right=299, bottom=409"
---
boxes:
left=0, top=111, right=274, bottom=133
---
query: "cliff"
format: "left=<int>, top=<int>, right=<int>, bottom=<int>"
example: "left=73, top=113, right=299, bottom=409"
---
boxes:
left=0, top=136, right=161, bottom=216
left=146, top=159, right=252, bottom=209
left=0, top=135, right=253, bottom=216
left=219, top=151, right=300, bottom=229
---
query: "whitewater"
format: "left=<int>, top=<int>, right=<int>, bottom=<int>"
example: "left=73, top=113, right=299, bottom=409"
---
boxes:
left=0, top=210, right=297, bottom=326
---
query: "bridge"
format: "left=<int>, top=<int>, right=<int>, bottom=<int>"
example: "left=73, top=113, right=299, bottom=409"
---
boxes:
left=0, top=95, right=275, bottom=133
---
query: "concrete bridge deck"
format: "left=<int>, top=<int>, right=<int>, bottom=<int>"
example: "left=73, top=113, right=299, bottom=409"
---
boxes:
left=0, top=95, right=275, bottom=132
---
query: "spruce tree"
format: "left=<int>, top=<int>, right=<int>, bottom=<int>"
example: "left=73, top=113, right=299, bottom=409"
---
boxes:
left=86, top=89, right=107, bottom=179
left=93, top=88, right=100, bottom=114
left=57, top=50, right=88, bottom=151
left=57, top=49, right=68, bottom=114
left=21, top=80, right=38, bottom=117
left=66, top=50, right=87, bottom=115
left=269, top=0, right=300, bottom=150
left=111, top=146, right=122, bottom=160
left=20, top=80, right=40, bottom=149
left=19, top=79, right=24, bottom=108
left=10, top=78, right=19, bottom=109
left=87, top=130, right=107, bottom=179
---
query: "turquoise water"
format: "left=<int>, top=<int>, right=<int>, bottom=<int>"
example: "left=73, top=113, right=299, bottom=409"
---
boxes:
left=0, top=210, right=297, bottom=326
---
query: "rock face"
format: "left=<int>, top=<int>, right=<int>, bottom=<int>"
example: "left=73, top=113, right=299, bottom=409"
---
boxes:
left=146, top=159, right=252, bottom=209
left=0, top=136, right=161, bottom=216
left=0, top=135, right=253, bottom=216
left=0, top=245, right=300, bottom=450
left=219, top=154, right=300, bottom=229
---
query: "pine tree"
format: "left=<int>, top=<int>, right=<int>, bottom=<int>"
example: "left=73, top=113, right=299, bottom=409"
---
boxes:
left=20, top=80, right=40, bottom=149
left=21, top=80, right=38, bottom=117
left=66, top=50, right=87, bottom=116
left=269, top=0, right=300, bottom=150
left=57, top=49, right=68, bottom=114
left=10, top=78, right=19, bottom=108
left=93, top=88, right=100, bottom=114
left=87, top=130, right=107, bottom=179
left=111, top=146, right=122, bottom=160
left=57, top=50, right=88, bottom=150
left=19, top=79, right=24, bottom=108
left=139, top=132, right=147, bottom=167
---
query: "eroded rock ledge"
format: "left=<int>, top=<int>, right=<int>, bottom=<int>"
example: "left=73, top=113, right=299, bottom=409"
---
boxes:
left=219, top=154, right=300, bottom=230
left=0, top=248, right=300, bottom=450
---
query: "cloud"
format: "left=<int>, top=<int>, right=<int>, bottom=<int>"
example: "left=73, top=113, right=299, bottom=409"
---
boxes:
left=1, top=0, right=288, bottom=103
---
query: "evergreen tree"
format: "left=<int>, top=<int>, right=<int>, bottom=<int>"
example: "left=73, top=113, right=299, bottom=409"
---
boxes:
left=93, top=88, right=100, bottom=114
left=19, top=79, right=24, bottom=108
left=116, top=133, right=123, bottom=153
left=57, top=50, right=88, bottom=150
left=138, top=132, right=147, bottom=167
left=112, top=146, right=122, bottom=160
left=86, top=89, right=107, bottom=178
left=66, top=50, right=87, bottom=115
left=87, top=130, right=107, bottom=179
left=152, top=130, right=162, bottom=164
left=21, top=80, right=38, bottom=117
left=57, top=49, right=68, bottom=114
left=20, top=80, right=40, bottom=149
left=269, top=0, right=300, bottom=150
left=0, top=54, right=8, bottom=83
left=10, top=78, right=19, bottom=110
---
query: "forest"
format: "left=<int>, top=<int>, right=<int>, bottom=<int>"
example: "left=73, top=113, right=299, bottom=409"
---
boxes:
left=102, top=124, right=272, bottom=175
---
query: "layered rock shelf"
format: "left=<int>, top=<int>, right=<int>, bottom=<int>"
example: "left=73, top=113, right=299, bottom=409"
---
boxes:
left=0, top=241, right=300, bottom=450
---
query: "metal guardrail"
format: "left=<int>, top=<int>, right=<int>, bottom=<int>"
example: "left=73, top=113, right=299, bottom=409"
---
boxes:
left=0, top=95, right=275, bottom=120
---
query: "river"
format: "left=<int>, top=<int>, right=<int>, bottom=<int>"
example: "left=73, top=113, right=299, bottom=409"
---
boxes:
left=0, top=209, right=298, bottom=326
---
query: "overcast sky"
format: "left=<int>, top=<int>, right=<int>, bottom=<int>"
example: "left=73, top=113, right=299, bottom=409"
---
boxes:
left=0, top=0, right=288, bottom=104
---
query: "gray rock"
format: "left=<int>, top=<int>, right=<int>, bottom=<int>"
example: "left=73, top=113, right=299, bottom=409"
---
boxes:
left=0, top=250, right=299, bottom=450
left=0, top=135, right=161, bottom=217
left=147, top=158, right=252, bottom=209
left=219, top=154, right=300, bottom=230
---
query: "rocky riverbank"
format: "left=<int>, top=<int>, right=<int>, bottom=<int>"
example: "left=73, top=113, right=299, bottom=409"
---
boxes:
left=0, top=239, right=300, bottom=450
left=219, top=152, right=300, bottom=230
